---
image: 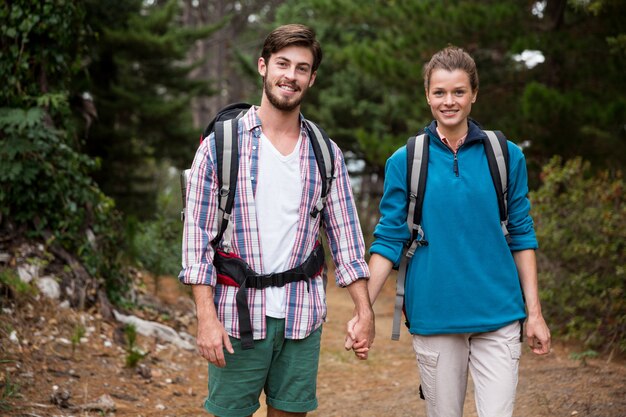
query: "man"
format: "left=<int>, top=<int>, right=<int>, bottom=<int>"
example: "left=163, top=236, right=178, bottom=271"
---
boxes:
left=179, top=24, right=374, bottom=417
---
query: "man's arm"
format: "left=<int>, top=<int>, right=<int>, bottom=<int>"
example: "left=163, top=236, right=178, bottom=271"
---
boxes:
left=345, top=279, right=375, bottom=359
left=513, top=249, right=551, bottom=355
left=192, top=285, right=234, bottom=367
left=345, top=253, right=393, bottom=358
left=319, top=146, right=374, bottom=356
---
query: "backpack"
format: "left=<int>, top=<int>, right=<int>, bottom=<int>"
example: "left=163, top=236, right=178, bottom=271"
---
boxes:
left=391, top=129, right=510, bottom=340
left=180, top=103, right=335, bottom=251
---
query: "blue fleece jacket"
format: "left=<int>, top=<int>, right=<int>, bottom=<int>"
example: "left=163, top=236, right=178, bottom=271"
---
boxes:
left=371, top=120, right=538, bottom=335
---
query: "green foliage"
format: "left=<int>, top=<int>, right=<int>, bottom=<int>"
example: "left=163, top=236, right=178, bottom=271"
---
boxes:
left=124, top=324, right=147, bottom=368
left=0, top=0, right=88, bottom=106
left=569, top=349, right=599, bottom=366
left=0, top=371, right=20, bottom=412
left=531, top=157, right=625, bottom=353
left=0, top=105, right=126, bottom=297
left=0, top=269, right=36, bottom=299
left=127, top=165, right=183, bottom=277
left=70, top=323, right=86, bottom=354
left=131, top=215, right=182, bottom=277
left=516, top=0, right=626, bottom=173
left=0, top=0, right=128, bottom=304
left=1, top=106, right=94, bottom=231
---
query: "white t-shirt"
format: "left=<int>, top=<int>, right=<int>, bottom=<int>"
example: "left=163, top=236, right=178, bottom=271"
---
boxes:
left=255, top=132, right=302, bottom=318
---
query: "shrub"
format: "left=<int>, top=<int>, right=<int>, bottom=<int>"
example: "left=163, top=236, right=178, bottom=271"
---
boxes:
left=0, top=106, right=127, bottom=303
left=130, top=214, right=182, bottom=278
left=1, top=1, right=129, bottom=305
left=531, top=157, right=625, bottom=354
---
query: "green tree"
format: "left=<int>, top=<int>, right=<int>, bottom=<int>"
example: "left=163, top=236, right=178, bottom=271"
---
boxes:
left=81, top=0, right=219, bottom=219
left=517, top=0, right=626, bottom=175
left=274, top=0, right=625, bottom=176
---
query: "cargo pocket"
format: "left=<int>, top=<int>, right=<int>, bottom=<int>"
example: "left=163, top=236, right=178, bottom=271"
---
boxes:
left=507, top=341, right=522, bottom=388
left=412, top=340, right=439, bottom=408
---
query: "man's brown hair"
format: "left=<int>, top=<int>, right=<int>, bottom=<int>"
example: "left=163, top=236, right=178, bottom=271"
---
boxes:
left=261, top=24, right=323, bottom=73
left=423, top=46, right=479, bottom=92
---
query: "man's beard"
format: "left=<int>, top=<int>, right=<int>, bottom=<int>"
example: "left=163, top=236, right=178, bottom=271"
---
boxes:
left=264, top=77, right=307, bottom=112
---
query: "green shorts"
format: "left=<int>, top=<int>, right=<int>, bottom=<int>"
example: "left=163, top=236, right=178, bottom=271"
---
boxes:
left=204, top=317, right=322, bottom=417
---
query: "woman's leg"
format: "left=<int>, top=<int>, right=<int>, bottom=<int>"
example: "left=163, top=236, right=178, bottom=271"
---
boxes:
left=412, top=333, right=470, bottom=417
left=469, top=321, right=522, bottom=417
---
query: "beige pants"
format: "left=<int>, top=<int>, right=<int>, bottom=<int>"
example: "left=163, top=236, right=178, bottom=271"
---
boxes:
left=412, top=321, right=522, bottom=417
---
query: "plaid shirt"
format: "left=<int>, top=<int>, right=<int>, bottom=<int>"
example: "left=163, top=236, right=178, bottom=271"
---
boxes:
left=179, top=106, right=369, bottom=340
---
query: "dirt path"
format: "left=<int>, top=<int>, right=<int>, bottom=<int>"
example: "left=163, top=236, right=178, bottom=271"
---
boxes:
left=2, top=274, right=625, bottom=417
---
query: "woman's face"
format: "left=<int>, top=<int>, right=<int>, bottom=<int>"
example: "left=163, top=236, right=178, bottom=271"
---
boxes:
left=426, top=69, right=477, bottom=134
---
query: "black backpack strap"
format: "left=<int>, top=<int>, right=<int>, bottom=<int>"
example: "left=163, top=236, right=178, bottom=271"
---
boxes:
left=483, top=130, right=510, bottom=243
left=211, top=118, right=239, bottom=250
left=392, top=133, right=429, bottom=341
left=304, top=120, right=335, bottom=218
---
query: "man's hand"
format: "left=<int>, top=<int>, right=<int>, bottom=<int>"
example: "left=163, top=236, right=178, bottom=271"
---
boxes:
left=344, top=279, right=375, bottom=360
left=192, top=285, right=234, bottom=367
left=526, top=314, right=551, bottom=355
left=344, top=312, right=374, bottom=360
left=196, top=315, right=234, bottom=367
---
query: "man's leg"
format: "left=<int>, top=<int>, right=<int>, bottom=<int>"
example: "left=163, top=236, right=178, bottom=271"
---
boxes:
left=469, top=321, right=522, bottom=417
left=267, top=405, right=306, bottom=417
left=204, top=320, right=281, bottom=417
left=264, top=320, right=322, bottom=415
left=412, top=333, right=470, bottom=417
left=213, top=414, right=252, bottom=417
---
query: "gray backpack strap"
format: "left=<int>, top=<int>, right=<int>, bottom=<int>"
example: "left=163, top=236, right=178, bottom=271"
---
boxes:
left=215, top=118, right=239, bottom=251
left=483, top=130, right=510, bottom=243
left=181, top=111, right=244, bottom=253
left=392, top=133, right=429, bottom=341
left=180, top=168, right=190, bottom=221
left=305, top=120, right=334, bottom=218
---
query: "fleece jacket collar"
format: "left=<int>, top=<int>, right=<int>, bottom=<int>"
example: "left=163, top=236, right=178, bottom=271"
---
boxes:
left=424, top=119, right=488, bottom=150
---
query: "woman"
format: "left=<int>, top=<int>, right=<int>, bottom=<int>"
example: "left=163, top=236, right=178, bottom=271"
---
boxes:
left=351, top=46, right=551, bottom=417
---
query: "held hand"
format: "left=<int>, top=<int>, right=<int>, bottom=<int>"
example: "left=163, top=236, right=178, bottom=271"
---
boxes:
left=196, top=316, right=234, bottom=367
left=345, top=313, right=374, bottom=360
left=526, top=314, right=551, bottom=355
left=344, top=315, right=358, bottom=349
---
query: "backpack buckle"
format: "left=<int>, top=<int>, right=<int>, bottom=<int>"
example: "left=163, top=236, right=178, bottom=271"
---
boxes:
left=414, top=224, right=428, bottom=246
left=406, top=225, right=428, bottom=258
left=406, top=240, right=419, bottom=258
left=310, top=199, right=324, bottom=218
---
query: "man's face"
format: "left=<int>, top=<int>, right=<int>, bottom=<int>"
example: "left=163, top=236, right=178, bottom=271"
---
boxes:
left=258, top=45, right=317, bottom=112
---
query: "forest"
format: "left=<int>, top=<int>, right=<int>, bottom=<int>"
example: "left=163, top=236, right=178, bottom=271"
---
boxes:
left=1, top=0, right=624, bottom=379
